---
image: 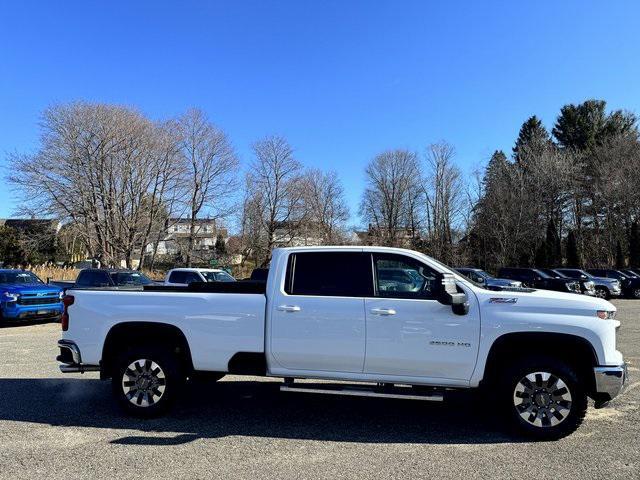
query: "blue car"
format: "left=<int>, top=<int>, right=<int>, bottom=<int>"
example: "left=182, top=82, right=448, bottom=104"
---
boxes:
left=0, top=269, right=64, bottom=322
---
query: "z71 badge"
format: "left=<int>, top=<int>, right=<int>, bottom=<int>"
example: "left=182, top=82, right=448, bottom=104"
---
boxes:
left=489, top=297, right=517, bottom=304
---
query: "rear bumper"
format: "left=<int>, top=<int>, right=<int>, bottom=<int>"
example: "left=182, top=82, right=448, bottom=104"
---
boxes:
left=57, top=340, right=100, bottom=373
left=592, top=364, right=628, bottom=407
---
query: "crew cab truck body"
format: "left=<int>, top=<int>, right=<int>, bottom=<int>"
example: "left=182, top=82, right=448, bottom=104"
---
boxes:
left=58, top=247, right=627, bottom=439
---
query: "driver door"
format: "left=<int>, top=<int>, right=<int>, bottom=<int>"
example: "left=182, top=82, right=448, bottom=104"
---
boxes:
left=364, top=253, right=479, bottom=381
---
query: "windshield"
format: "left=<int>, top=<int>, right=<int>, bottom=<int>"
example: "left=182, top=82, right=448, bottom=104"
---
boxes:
left=201, top=271, right=236, bottom=282
left=112, top=272, right=154, bottom=286
left=0, top=271, right=44, bottom=284
left=550, top=270, right=568, bottom=278
left=534, top=269, right=551, bottom=279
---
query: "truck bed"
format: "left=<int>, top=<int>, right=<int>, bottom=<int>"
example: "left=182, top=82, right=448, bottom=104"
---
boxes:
left=144, top=281, right=266, bottom=294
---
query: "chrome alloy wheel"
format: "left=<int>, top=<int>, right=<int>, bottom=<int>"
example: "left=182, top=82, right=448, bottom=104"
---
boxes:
left=595, top=288, right=607, bottom=299
left=122, top=359, right=166, bottom=407
left=513, top=371, right=572, bottom=427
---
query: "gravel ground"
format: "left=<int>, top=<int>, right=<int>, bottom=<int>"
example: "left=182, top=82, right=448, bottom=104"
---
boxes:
left=0, top=300, right=638, bottom=480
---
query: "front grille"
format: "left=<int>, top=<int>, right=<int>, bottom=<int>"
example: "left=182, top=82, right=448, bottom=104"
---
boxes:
left=18, top=296, right=60, bottom=306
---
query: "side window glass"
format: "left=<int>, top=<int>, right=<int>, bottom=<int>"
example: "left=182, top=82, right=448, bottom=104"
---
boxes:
left=169, top=271, right=186, bottom=284
left=185, top=273, right=201, bottom=284
left=373, top=253, right=436, bottom=299
left=285, top=252, right=372, bottom=297
left=76, top=272, right=91, bottom=286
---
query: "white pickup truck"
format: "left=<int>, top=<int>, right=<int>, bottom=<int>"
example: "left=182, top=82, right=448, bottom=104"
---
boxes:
left=57, top=246, right=627, bottom=439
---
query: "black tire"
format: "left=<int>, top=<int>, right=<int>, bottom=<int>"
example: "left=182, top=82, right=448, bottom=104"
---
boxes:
left=112, top=345, right=184, bottom=417
left=497, top=355, right=587, bottom=440
left=632, top=287, right=640, bottom=299
left=595, top=287, right=610, bottom=300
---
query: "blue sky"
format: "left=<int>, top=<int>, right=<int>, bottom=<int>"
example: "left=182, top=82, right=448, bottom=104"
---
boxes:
left=1, top=1, right=639, bottom=225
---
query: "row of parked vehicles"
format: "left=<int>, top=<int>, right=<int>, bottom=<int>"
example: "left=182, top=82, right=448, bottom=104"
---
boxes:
left=0, top=267, right=236, bottom=322
left=455, top=267, right=640, bottom=299
left=3, top=263, right=640, bottom=323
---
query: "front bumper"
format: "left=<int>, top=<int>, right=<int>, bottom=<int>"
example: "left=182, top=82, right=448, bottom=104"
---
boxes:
left=57, top=340, right=100, bottom=373
left=2, top=303, right=63, bottom=320
left=592, top=364, right=628, bottom=408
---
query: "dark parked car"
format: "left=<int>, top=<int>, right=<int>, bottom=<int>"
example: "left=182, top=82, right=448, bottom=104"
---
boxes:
left=538, top=268, right=596, bottom=296
left=454, top=268, right=522, bottom=290
left=555, top=268, right=622, bottom=299
left=622, top=269, right=640, bottom=279
left=50, top=269, right=157, bottom=292
left=587, top=269, right=640, bottom=299
left=497, top=267, right=582, bottom=293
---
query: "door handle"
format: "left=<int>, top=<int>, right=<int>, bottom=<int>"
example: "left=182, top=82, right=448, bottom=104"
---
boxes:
left=277, top=305, right=301, bottom=312
left=370, top=308, right=396, bottom=316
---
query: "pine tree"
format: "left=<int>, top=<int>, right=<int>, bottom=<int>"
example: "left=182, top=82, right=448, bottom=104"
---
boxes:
left=214, top=234, right=226, bottom=257
left=534, top=241, right=548, bottom=268
left=545, top=221, right=561, bottom=267
left=615, top=240, right=626, bottom=269
left=629, top=222, right=640, bottom=268
left=566, top=230, right=580, bottom=267
left=513, top=116, right=552, bottom=167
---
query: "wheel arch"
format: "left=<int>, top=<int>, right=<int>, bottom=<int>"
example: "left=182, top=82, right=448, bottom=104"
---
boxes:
left=481, top=332, right=599, bottom=394
left=101, top=322, right=194, bottom=380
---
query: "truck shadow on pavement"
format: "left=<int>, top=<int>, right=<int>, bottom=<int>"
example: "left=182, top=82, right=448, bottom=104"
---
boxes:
left=0, top=377, right=520, bottom=445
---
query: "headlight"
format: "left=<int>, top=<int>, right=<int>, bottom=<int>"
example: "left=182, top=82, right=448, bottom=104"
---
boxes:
left=567, top=282, right=580, bottom=292
left=596, top=310, right=616, bottom=320
left=2, top=292, right=19, bottom=302
left=585, top=281, right=595, bottom=290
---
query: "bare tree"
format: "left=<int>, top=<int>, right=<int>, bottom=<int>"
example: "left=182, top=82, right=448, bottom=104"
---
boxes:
left=300, top=169, right=350, bottom=244
left=9, top=103, right=162, bottom=267
left=422, top=142, right=465, bottom=263
left=176, top=108, right=238, bottom=266
left=243, top=135, right=303, bottom=266
left=359, top=149, right=421, bottom=247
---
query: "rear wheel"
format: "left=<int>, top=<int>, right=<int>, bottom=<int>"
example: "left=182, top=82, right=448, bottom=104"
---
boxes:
left=112, top=346, right=183, bottom=416
left=595, top=287, right=610, bottom=299
left=498, top=355, right=587, bottom=440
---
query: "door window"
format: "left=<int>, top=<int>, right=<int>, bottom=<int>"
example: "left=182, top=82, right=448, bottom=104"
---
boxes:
left=168, top=271, right=187, bottom=284
left=285, top=252, right=373, bottom=297
left=373, top=253, right=436, bottom=299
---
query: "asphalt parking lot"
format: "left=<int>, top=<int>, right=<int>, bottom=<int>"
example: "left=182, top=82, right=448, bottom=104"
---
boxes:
left=0, top=302, right=638, bottom=480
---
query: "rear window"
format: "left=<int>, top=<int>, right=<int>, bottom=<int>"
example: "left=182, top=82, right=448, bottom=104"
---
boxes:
left=285, top=252, right=373, bottom=297
left=76, top=271, right=111, bottom=287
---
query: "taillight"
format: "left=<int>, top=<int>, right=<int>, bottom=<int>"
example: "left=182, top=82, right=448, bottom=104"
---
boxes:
left=61, top=295, right=74, bottom=331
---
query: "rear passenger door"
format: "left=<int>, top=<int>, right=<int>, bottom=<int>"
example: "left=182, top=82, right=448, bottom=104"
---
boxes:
left=269, top=251, right=371, bottom=373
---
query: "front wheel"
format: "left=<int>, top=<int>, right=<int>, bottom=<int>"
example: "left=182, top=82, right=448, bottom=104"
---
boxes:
left=594, top=287, right=609, bottom=299
left=498, top=356, right=587, bottom=440
left=112, top=346, right=183, bottom=417
left=632, top=287, right=640, bottom=299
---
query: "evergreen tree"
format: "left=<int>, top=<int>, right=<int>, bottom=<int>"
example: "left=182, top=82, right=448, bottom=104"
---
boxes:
left=552, top=99, right=638, bottom=151
left=534, top=241, right=548, bottom=268
left=629, top=222, right=640, bottom=267
left=566, top=230, right=580, bottom=267
left=615, top=240, right=626, bottom=269
left=513, top=115, right=552, bottom=167
left=545, top=220, right=561, bottom=266
left=0, top=226, right=23, bottom=266
left=214, top=234, right=227, bottom=257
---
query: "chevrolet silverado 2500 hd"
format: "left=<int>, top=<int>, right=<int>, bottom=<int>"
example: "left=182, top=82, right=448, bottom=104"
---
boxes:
left=57, top=247, right=627, bottom=439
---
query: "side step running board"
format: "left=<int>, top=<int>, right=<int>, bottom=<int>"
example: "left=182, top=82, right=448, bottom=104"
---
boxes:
left=280, top=383, right=444, bottom=402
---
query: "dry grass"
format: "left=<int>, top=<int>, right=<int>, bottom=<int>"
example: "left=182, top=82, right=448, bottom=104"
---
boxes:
left=27, top=266, right=166, bottom=282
